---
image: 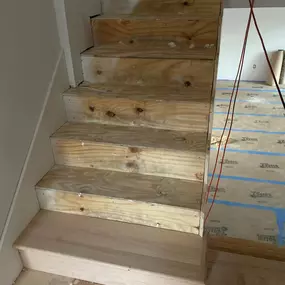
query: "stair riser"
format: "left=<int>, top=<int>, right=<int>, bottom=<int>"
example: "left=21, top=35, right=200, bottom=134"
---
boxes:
left=64, top=94, right=209, bottom=131
left=82, top=57, right=214, bottom=87
left=19, top=249, right=204, bottom=285
left=102, top=0, right=221, bottom=18
left=92, top=18, right=218, bottom=51
left=37, top=188, right=201, bottom=234
left=51, top=138, right=205, bottom=181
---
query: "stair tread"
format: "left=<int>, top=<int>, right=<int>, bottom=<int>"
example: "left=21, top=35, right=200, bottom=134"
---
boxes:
left=15, top=211, right=204, bottom=281
left=14, top=270, right=97, bottom=285
left=37, top=165, right=202, bottom=211
left=81, top=53, right=214, bottom=87
left=52, top=122, right=207, bottom=153
left=65, top=83, right=212, bottom=102
left=84, top=44, right=216, bottom=60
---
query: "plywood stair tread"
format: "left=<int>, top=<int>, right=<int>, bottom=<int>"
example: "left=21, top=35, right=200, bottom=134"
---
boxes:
left=37, top=165, right=202, bottom=210
left=63, top=84, right=211, bottom=132
left=15, top=210, right=205, bottom=285
left=84, top=43, right=216, bottom=60
left=66, top=83, right=213, bottom=102
left=51, top=122, right=207, bottom=182
left=14, top=270, right=98, bottom=285
left=52, top=122, right=207, bottom=152
left=91, top=15, right=219, bottom=60
left=36, top=165, right=203, bottom=233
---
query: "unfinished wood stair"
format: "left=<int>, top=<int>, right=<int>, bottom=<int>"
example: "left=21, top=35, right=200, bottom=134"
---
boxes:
left=15, top=0, right=222, bottom=284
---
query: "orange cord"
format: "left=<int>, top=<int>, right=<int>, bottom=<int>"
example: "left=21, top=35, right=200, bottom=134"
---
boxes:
left=205, top=0, right=285, bottom=224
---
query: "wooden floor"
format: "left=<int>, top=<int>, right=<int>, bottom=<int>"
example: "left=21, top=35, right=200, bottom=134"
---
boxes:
left=16, top=250, right=285, bottom=285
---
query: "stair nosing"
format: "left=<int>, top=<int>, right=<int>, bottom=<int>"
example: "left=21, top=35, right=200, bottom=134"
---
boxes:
left=36, top=184, right=202, bottom=213
left=51, top=122, right=208, bottom=153
left=63, top=85, right=212, bottom=104
left=81, top=47, right=216, bottom=61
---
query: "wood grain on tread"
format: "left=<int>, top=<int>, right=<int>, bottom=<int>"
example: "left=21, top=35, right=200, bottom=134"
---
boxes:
left=64, top=86, right=210, bottom=131
left=15, top=211, right=204, bottom=285
left=81, top=55, right=214, bottom=87
left=206, top=250, right=285, bottom=285
left=15, top=255, right=285, bottom=285
left=102, top=0, right=222, bottom=18
left=36, top=165, right=203, bottom=233
left=88, top=43, right=216, bottom=60
left=209, top=236, right=285, bottom=262
left=91, top=17, right=218, bottom=59
left=51, top=123, right=207, bottom=181
left=14, top=270, right=96, bottom=285
left=79, top=82, right=213, bottom=101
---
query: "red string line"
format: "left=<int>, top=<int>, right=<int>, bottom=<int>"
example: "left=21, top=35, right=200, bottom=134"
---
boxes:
left=204, top=0, right=255, bottom=224
left=248, top=0, right=285, bottom=109
left=204, top=0, right=285, bottom=225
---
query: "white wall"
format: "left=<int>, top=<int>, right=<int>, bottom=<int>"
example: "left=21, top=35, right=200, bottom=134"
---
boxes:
left=218, top=8, right=285, bottom=81
left=225, top=0, right=285, bottom=8
left=0, top=0, right=61, bottom=240
left=0, top=0, right=69, bottom=284
left=54, top=0, right=101, bottom=87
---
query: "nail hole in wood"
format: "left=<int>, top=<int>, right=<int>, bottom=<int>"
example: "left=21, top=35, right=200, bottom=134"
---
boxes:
left=126, top=161, right=135, bottom=168
left=184, top=81, right=191, bottom=87
left=122, top=20, right=130, bottom=25
left=80, top=207, right=85, bottom=212
left=183, top=1, right=189, bottom=6
left=97, top=70, right=102, bottom=75
left=129, top=39, right=134, bottom=44
left=136, top=107, right=144, bottom=113
left=89, top=105, right=95, bottom=112
left=106, top=111, right=116, bottom=117
left=129, top=147, right=139, bottom=153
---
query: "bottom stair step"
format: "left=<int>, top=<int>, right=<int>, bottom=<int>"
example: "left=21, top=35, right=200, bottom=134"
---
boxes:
left=15, top=270, right=96, bottom=285
left=15, top=211, right=206, bottom=285
left=36, top=165, right=203, bottom=234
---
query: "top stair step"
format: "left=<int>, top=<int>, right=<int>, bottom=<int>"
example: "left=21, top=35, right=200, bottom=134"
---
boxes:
left=102, top=0, right=222, bottom=18
left=91, top=16, right=220, bottom=60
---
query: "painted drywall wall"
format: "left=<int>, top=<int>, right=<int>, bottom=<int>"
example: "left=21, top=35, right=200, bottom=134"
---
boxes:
left=0, top=0, right=60, bottom=239
left=0, top=0, right=68, bottom=284
left=225, top=0, right=285, bottom=8
left=217, top=8, right=285, bottom=81
left=0, top=53, right=68, bottom=285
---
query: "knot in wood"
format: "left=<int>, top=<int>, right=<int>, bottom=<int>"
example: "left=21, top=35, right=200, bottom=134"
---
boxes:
left=106, top=111, right=116, bottom=118
left=184, top=81, right=191, bottom=87
left=129, top=147, right=140, bottom=153
left=136, top=107, right=144, bottom=113
left=89, top=105, right=95, bottom=112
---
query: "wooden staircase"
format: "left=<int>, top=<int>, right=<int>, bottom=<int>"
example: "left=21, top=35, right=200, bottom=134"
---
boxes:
left=15, top=1, right=222, bottom=284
